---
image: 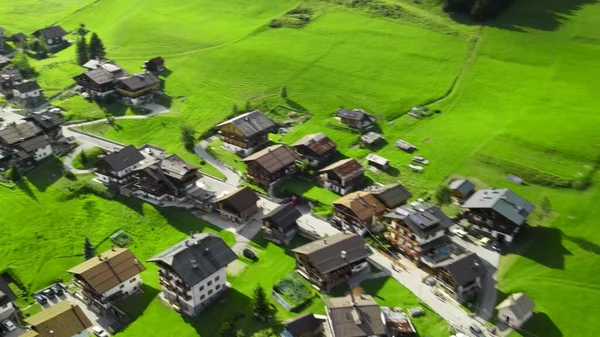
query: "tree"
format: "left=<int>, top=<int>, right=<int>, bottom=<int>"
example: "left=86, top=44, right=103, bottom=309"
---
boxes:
left=79, top=149, right=88, bottom=164
left=245, top=100, right=252, bottom=112
left=232, top=104, right=239, bottom=115
left=12, top=52, right=37, bottom=78
left=83, top=237, right=95, bottom=260
left=280, top=85, right=287, bottom=98
left=235, top=330, right=246, bottom=337
left=76, top=37, right=89, bottom=65
left=434, top=184, right=452, bottom=205
left=88, top=33, right=106, bottom=60
left=77, top=23, right=87, bottom=36
left=219, top=321, right=233, bottom=336
left=180, top=125, right=196, bottom=152
left=7, top=162, right=22, bottom=182
left=539, top=196, right=552, bottom=220
left=251, top=285, right=273, bottom=319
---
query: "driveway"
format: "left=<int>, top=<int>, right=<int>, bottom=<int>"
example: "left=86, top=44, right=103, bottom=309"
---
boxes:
left=194, top=138, right=241, bottom=186
left=63, top=146, right=95, bottom=174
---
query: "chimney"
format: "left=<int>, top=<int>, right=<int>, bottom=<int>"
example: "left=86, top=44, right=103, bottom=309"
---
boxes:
left=111, top=245, right=115, bottom=251
left=97, top=255, right=103, bottom=261
left=191, top=259, right=198, bottom=268
left=185, top=240, right=190, bottom=246
left=134, top=259, right=138, bottom=265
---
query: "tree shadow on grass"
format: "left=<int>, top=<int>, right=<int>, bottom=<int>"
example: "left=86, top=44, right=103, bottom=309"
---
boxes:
left=27, top=156, right=64, bottom=192
left=284, top=98, right=309, bottom=112
left=118, top=284, right=161, bottom=322
left=17, top=179, right=38, bottom=202
left=514, top=312, right=562, bottom=337
left=562, top=234, right=600, bottom=255
left=505, top=226, right=571, bottom=269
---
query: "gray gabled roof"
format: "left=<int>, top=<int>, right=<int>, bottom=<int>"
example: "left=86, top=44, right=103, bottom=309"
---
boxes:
left=325, top=294, right=387, bottom=337
left=117, top=73, right=160, bottom=91
left=32, top=26, right=67, bottom=39
left=263, top=203, right=302, bottom=231
left=103, top=145, right=145, bottom=172
left=148, top=233, right=237, bottom=286
left=80, top=68, right=115, bottom=85
left=496, top=293, right=535, bottom=318
left=18, top=135, right=50, bottom=153
left=371, top=183, right=412, bottom=208
left=442, top=253, right=485, bottom=286
left=449, top=179, right=475, bottom=196
left=383, top=203, right=452, bottom=239
left=283, top=313, right=323, bottom=336
left=462, top=188, right=535, bottom=226
left=0, top=122, right=39, bottom=145
left=13, top=81, right=41, bottom=93
left=216, top=110, right=276, bottom=138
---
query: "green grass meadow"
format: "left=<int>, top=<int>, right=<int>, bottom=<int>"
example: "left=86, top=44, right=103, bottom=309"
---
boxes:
left=1, top=0, right=600, bottom=336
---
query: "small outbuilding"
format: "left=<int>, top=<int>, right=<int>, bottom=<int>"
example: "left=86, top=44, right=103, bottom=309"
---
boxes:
left=396, top=139, right=417, bottom=153
left=495, top=293, right=534, bottom=328
left=360, top=131, right=383, bottom=147
left=366, top=153, right=389, bottom=171
left=262, top=203, right=302, bottom=246
left=144, top=56, right=165, bottom=73
left=449, top=179, right=475, bottom=200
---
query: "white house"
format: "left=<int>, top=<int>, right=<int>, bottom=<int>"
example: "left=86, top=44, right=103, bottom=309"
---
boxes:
left=148, top=233, right=237, bottom=316
left=18, top=135, right=53, bottom=161
left=68, top=247, right=146, bottom=310
left=12, top=81, right=43, bottom=108
left=22, top=301, right=92, bottom=337
left=496, top=293, right=535, bottom=328
left=95, top=145, right=146, bottom=184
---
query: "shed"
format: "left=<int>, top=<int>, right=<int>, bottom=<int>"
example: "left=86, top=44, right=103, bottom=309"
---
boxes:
left=495, top=293, right=534, bottom=328
left=449, top=179, right=475, bottom=199
left=395, top=139, right=416, bottom=153
left=366, top=153, right=389, bottom=171
left=360, top=132, right=383, bottom=147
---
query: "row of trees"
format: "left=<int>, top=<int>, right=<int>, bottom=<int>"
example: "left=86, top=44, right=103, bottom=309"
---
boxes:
left=443, top=0, right=512, bottom=21
left=76, top=33, right=107, bottom=65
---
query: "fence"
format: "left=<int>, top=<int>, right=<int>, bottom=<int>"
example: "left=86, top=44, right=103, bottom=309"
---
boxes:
left=67, top=127, right=126, bottom=149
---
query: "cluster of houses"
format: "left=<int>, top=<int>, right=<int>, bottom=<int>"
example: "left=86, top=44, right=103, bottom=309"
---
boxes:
left=0, top=110, right=68, bottom=170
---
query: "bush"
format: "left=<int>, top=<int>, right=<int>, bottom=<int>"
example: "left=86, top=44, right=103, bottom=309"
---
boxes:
left=180, top=125, right=197, bottom=152
left=63, top=171, right=76, bottom=180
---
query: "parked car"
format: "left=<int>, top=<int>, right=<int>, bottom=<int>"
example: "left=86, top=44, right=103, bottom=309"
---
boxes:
left=449, top=225, right=468, bottom=238
left=243, top=249, right=258, bottom=261
left=469, top=324, right=484, bottom=336
left=406, top=164, right=424, bottom=173
left=92, top=326, right=110, bottom=337
left=478, top=237, right=491, bottom=247
left=34, top=293, right=48, bottom=304
left=51, top=284, right=64, bottom=296
left=1, top=320, right=16, bottom=332
left=412, top=156, right=429, bottom=165
left=491, top=241, right=503, bottom=252
left=42, top=288, right=56, bottom=298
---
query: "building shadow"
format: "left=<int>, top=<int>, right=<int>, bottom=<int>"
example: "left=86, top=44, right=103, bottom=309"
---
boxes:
left=515, top=312, right=562, bottom=337
left=117, top=284, right=161, bottom=322
left=504, top=226, right=571, bottom=269
left=27, top=156, right=64, bottom=192
left=155, top=205, right=228, bottom=238
left=115, top=195, right=145, bottom=215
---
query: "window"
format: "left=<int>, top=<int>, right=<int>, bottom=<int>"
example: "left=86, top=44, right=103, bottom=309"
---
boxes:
left=207, top=281, right=213, bottom=287
left=215, top=276, right=220, bottom=282
left=216, top=284, right=221, bottom=290
left=200, top=295, right=205, bottom=300
left=120, top=284, right=125, bottom=289
left=208, top=290, right=213, bottom=296
left=199, top=286, right=205, bottom=291
left=130, top=277, right=137, bottom=283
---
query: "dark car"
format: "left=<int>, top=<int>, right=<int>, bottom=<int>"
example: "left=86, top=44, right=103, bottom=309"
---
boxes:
left=42, top=288, right=56, bottom=298
left=491, top=241, right=503, bottom=253
left=470, top=324, right=484, bottom=336
left=243, top=249, right=258, bottom=261
left=51, top=284, right=64, bottom=296
left=34, top=294, right=48, bottom=304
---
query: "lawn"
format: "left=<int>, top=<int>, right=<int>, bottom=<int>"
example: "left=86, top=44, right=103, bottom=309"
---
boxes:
left=72, top=146, right=104, bottom=170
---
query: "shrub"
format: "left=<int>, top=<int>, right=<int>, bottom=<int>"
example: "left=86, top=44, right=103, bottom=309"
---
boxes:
left=63, top=171, right=76, bottom=180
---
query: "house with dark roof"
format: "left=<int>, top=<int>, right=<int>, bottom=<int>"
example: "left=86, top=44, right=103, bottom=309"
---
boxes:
left=0, top=275, right=17, bottom=322
left=213, top=186, right=259, bottom=223
left=370, top=183, right=412, bottom=209
left=360, top=132, right=383, bottom=148
left=281, top=313, right=325, bottom=337
left=148, top=233, right=237, bottom=316
left=68, top=247, right=145, bottom=310
left=216, top=110, right=276, bottom=156
left=292, top=232, right=371, bottom=291
left=462, top=188, right=535, bottom=243
left=32, top=26, right=68, bottom=50
left=12, top=81, right=44, bottom=108
left=132, top=154, right=199, bottom=200
left=366, top=153, right=389, bottom=171
left=332, top=191, right=387, bottom=235
left=435, top=252, right=485, bottom=302
left=449, top=179, right=475, bottom=200
left=16, top=135, right=53, bottom=163
left=262, top=203, right=302, bottom=245
left=95, top=145, right=146, bottom=184
left=382, top=203, right=453, bottom=261
left=74, top=68, right=117, bottom=97
left=25, top=111, right=64, bottom=139
left=115, top=72, right=161, bottom=105
left=495, top=293, right=534, bottom=328
left=0, top=122, right=39, bottom=149
left=324, top=293, right=387, bottom=337
left=291, top=133, right=337, bottom=168
left=1, top=68, right=24, bottom=93
left=144, top=57, right=165, bottom=73
left=335, top=108, right=375, bottom=129
left=243, top=144, right=300, bottom=190
left=381, top=307, right=417, bottom=337
left=10, top=32, right=27, bottom=44
left=21, top=301, right=92, bottom=337
left=318, top=158, right=365, bottom=195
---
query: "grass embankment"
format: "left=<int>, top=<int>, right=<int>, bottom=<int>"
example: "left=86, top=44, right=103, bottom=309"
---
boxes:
left=72, top=147, right=104, bottom=170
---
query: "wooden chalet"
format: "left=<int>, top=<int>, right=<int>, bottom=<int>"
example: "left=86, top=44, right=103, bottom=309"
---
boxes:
left=291, top=133, right=337, bottom=168
left=214, top=187, right=259, bottom=223
left=262, top=203, right=302, bottom=245
left=215, top=110, right=276, bottom=156
left=115, top=72, right=160, bottom=105
left=335, top=108, right=374, bottom=129
left=242, top=144, right=300, bottom=189
left=332, top=191, right=387, bottom=235
left=318, top=158, right=365, bottom=195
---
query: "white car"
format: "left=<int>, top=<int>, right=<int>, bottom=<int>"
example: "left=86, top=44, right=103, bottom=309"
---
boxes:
left=449, top=225, right=468, bottom=238
left=2, top=319, right=16, bottom=331
left=478, top=237, right=491, bottom=247
left=92, top=326, right=110, bottom=337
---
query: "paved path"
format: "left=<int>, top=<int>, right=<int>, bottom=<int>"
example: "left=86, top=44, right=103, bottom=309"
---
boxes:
left=63, top=146, right=95, bottom=174
left=194, top=138, right=241, bottom=186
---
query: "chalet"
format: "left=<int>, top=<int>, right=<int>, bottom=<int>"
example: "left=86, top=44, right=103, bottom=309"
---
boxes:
left=360, top=132, right=383, bottom=148
left=25, top=111, right=63, bottom=140
left=144, top=57, right=165, bottom=73
left=32, top=26, right=68, bottom=51
left=215, top=110, right=276, bottom=156
left=68, top=247, right=146, bottom=310
left=243, top=144, right=300, bottom=189
left=462, top=188, right=535, bottom=243
left=0, top=68, right=24, bottom=93
left=12, top=81, right=44, bottom=108
left=370, top=183, right=412, bottom=209
left=382, top=203, right=453, bottom=261
left=495, top=293, right=534, bottom=328
left=382, top=307, right=417, bottom=337
left=262, top=203, right=302, bottom=245
left=335, top=108, right=374, bottom=129
left=435, top=252, right=485, bottom=302
left=15, top=135, right=53, bottom=164
left=281, top=313, right=325, bottom=337
left=115, top=72, right=161, bottom=105
left=291, top=133, right=337, bottom=168
left=0, top=122, right=39, bottom=151
left=292, top=232, right=370, bottom=292
left=324, top=293, right=387, bottom=337
left=449, top=179, right=475, bottom=200
left=213, top=186, right=259, bottom=223
left=0, top=276, right=17, bottom=322
left=332, top=191, right=387, bottom=235
left=74, top=62, right=125, bottom=97
left=21, top=302, right=92, bottom=337
left=366, top=153, right=389, bottom=171
left=148, top=233, right=237, bottom=316
left=132, top=154, right=199, bottom=201
left=10, top=33, right=27, bottom=45
left=318, top=158, right=365, bottom=195
left=95, top=145, right=146, bottom=184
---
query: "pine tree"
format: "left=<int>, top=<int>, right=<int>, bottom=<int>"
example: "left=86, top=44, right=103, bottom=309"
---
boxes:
left=280, top=85, right=288, bottom=98
left=76, top=37, right=89, bottom=65
left=232, top=104, right=238, bottom=115
left=251, top=285, right=272, bottom=319
left=8, top=162, right=22, bottom=182
left=83, top=237, right=95, bottom=260
left=79, top=149, right=88, bottom=165
left=12, top=52, right=37, bottom=78
left=180, top=125, right=196, bottom=152
left=88, top=33, right=106, bottom=60
left=245, top=100, right=252, bottom=112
